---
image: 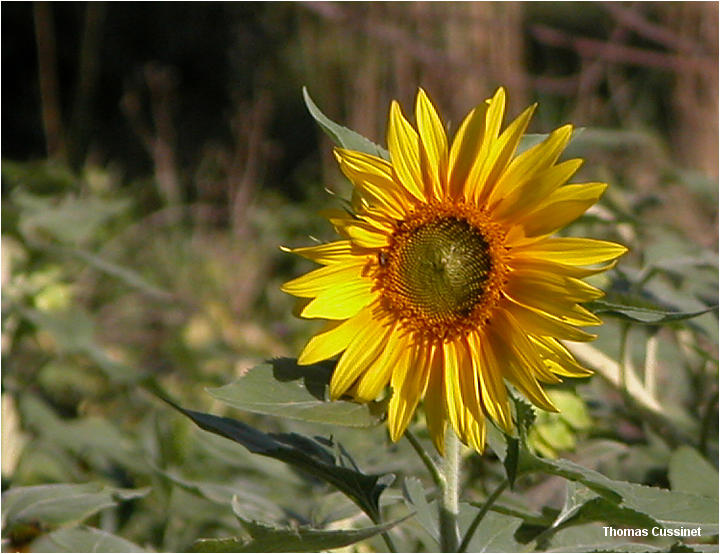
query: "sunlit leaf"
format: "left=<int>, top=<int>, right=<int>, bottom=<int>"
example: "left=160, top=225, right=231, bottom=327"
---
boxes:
left=303, top=87, right=389, bottom=160
left=207, top=359, right=385, bottom=428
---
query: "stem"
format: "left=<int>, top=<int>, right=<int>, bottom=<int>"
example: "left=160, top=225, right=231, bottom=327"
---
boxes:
left=378, top=528, right=397, bottom=553
left=439, top=430, right=461, bottom=552
left=459, top=479, right=508, bottom=552
left=405, top=430, right=443, bottom=488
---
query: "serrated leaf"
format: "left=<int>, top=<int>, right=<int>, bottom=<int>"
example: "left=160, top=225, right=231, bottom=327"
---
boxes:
left=160, top=396, right=390, bottom=521
left=192, top=497, right=406, bottom=553
left=207, top=359, right=385, bottom=428
left=545, top=523, right=667, bottom=553
left=30, top=526, right=145, bottom=553
left=588, top=300, right=717, bottom=325
left=303, top=87, right=389, bottom=159
left=536, top=481, right=658, bottom=549
left=402, top=477, right=439, bottom=543
left=2, top=483, right=148, bottom=529
left=668, top=446, right=719, bottom=499
left=517, top=451, right=718, bottom=534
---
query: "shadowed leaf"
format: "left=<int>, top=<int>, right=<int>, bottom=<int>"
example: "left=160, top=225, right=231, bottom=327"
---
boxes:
left=159, top=395, right=391, bottom=521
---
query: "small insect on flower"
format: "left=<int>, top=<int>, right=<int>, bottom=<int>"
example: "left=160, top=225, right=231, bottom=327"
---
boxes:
left=282, top=88, right=627, bottom=454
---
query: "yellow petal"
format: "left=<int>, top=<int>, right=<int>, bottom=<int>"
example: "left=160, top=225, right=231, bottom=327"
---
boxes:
left=387, top=101, right=426, bottom=202
left=415, top=88, right=448, bottom=198
left=467, top=330, right=512, bottom=433
left=492, top=158, right=583, bottom=221
left=486, top=124, right=572, bottom=208
left=470, top=103, right=537, bottom=204
left=282, top=240, right=356, bottom=266
left=530, top=336, right=594, bottom=378
left=281, top=261, right=368, bottom=298
left=343, top=220, right=391, bottom=248
left=449, top=88, right=506, bottom=199
left=388, top=342, right=431, bottom=441
left=354, top=324, right=406, bottom=401
left=443, top=339, right=467, bottom=437
left=503, top=297, right=597, bottom=343
left=513, top=237, right=628, bottom=266
left=459, top=408, right=486, bottom=453
left=334, top=148, right=414, bottom=217
left=298, top=307, right=375, bottom=365
left=301, top=279, right=377, bottom=320
left=448, top=107, right=485, bottom=198
left=423, top=345, right=447, bottom=455
left=508, top=257, right=619, bottom=279
left=329, top=314, right=395, bottom=399
left=487, top=310, right=559, bottom=411
left=520, top=182, right=607, bottom=237
left=507, top=266, right=605, bottom=303
left=505, top=284, right=602, bottom=327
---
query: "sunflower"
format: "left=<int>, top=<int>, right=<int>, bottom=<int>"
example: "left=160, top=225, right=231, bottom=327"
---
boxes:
left=282, top=88, right=626, bottom=454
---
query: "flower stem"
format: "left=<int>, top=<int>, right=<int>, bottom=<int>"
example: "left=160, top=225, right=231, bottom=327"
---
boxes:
left=439, top=430, right=461, bottom=552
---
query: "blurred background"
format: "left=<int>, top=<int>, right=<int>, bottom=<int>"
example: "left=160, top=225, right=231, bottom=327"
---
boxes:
left=2, top=2, right=718, bottom=551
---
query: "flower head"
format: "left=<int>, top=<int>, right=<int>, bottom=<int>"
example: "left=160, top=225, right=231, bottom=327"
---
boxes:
left=283, top=88, right=626, bottom=453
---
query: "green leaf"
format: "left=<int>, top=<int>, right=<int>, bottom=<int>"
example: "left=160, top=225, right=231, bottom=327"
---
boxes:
left=401, top=477, right=439, bottom=543
left=158, top=470, right=286, bottom=523
left=160, top=396, right=391, bottom=521
left=303, top=87, right=389, bottom=160
left=2, top=483, right=148, bottom=529
left=544, top=523, right=667, bottom=553
left=519, top=453, right=718, bottom=534
left=668, top=446, right=719, bottom=499
left=192, top=497, right=406, bottom=553
left=207, top=359, right=385, bottom=428
left=535, top=481, right=658, bottom=549
left=458, top=504, right=523, bottom=553
left=588, top=300, right=717, bottom=325
left=30, top=526, right=145, bottom=553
